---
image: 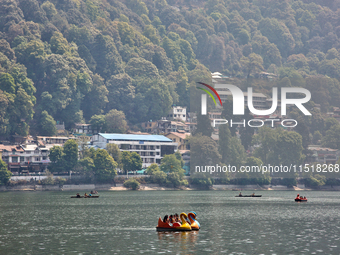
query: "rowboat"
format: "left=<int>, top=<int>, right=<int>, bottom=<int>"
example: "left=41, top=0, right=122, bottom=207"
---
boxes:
left=70, top=195, right=99, bottom=198
left=235, top=195, right=262, bottom=197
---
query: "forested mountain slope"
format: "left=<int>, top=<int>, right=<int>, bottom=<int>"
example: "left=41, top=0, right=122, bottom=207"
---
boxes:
left=0, top=0, right=340, bottom=139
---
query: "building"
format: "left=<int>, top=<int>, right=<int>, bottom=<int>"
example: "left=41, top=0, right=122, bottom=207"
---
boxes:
left=157, top=120, right=189, bottom=134
left=36, top=136, right=74, bottom=145
left=308, top=146, right=340, bottom=164
left=167, top=106, right=187, bottom=122
left=140, top=121, right=158, bottom=133
left=213, top=84, right=268, bottom=110
left=91, top=133, right=178, bottom=168
left=165, top=132, right=190, bottom=150
left=0, top=145, right=25, bottom=173
left=0, top=144, right=56, bottom=173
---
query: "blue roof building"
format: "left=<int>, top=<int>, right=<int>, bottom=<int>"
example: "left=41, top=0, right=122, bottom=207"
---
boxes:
left=92, top=133, right=178, bottom=167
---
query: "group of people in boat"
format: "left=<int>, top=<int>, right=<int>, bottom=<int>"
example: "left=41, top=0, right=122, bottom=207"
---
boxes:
left=295, top=194, right=307, bottom=200
left=162, top=214, right=182, bottom=226
left=238, top=192, right=256, bottom=197
left=75, top=190, right=98, bottom=198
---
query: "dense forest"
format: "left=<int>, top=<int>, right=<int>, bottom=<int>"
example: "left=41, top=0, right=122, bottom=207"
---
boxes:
left=0, top=0, right=340, bottom=143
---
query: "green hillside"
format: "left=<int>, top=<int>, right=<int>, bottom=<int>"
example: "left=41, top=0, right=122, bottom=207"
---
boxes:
left=0, top=0, right=340, bottom=139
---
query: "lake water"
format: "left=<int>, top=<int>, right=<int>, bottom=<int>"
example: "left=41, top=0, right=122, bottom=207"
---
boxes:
left=0, top=190, right=340, bottom=254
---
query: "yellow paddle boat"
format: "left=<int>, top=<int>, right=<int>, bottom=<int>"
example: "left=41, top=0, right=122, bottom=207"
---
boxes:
left=156, top=212, right=192, bottom=232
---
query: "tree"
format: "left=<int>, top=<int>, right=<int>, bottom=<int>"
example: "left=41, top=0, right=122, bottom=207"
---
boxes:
left=322, top=124, right=340, bottom=149
left=240, top=53, right=264, bottom=78
left=93, top=149, right=117, bottom=182
left=274, top=131, right=305, bottom=166
left=90, top=114, right=106, bottom=133
left=194, top=113, right=213, bottom=137
left=48, top=146, right=64, bottom=173
left=189, top=134, right=221, bottom=174
left=104, top=109, right=128, bottom=133
left=78, top=157, right=94, bottom=179
left=50, top=32, right=69, bottom=55
left=123, top=178, right=140, bottom=190
left=121, top=151, right=142, bottom=174
left=0, top=160, right=11, bottom=185
left=62, top=139, right=78, bottom=172
left=106, top=143, right=121, bottom=163
left=38, top=110, right=56, bottom=136
left=0, top=73, right=16, bottom=94
left=174, top=150, right=184, bottom=167
left=146, top=163, right=160, bottom=175
left=219, top=124, right=231, bottom=164
left=160, top=154, right=183, bottom=175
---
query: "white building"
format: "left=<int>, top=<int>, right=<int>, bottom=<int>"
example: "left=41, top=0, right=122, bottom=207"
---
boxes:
left=91, top=133, right=178, bottom=168
left=308, top=145, right=340, bottom=164
left=167, top=106, right=187, bottom=122
left=0, top=144, right=58, bottom=173
left=213, top=83, right=268, bottom=110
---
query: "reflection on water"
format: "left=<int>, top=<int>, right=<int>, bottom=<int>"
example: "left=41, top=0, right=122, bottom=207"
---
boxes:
left=157, top=231, right=199, bottom=253
left=0, top=190, right=340, bottom=254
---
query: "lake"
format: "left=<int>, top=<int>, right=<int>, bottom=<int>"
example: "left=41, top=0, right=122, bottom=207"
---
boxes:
left=0, top=190, right=339, bottom=254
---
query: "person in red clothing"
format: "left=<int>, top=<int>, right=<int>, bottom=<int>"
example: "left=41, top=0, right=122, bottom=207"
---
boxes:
left=296, top=194, right=300, bottom=199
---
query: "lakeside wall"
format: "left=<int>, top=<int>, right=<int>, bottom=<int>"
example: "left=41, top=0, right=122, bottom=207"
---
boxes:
left=2, top=184, right=340, bottom=191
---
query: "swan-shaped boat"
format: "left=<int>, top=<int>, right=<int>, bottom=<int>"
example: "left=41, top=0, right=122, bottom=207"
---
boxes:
left=187, top=211, right=200, bottom=230
left=156, top=212, right=192, bottom=231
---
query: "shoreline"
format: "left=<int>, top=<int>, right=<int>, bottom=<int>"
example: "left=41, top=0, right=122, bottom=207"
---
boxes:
left=1, top=184, right=340, bottom=191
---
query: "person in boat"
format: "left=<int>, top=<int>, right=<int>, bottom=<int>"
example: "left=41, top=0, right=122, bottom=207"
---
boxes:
left=239, top=192, right=242, bottom=196
left=88, top=193, right=92, bottom=197
left=303, top=196, right=307, bottom=199
left=174, top=213, right=180, bottom=223
left=84, top=193, right=88, bottom=198
left=163, top=215, right=169, bottom=224
left=76, top=193, right=81, bottom=198
left=296, top=194, right=300, bottom=199
left=169, top=215, right=174, bottom=225
left=252, top=192, right=255, bottom=197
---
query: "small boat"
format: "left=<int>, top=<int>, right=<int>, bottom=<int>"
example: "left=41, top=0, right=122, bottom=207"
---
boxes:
left=156, top=213, right=192, bottom=232
left=70, top=195, right=99, bottom=198
left=295, top=198, right=307, bottom=202
left=187, top=211, right=200, bottom=230
left=235, top=195, right=262, bottom=197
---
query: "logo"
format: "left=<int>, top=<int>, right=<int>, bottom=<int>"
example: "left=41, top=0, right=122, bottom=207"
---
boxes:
left=197, top=82, right=312, bottom=127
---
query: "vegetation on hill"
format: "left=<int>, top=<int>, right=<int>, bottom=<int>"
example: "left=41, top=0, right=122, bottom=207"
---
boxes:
left=0, top=0, right=339, bottom=139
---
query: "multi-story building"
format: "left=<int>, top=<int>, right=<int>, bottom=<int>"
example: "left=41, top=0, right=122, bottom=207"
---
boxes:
left=157, top=120, right=189, bottom=134
left=308, top=145, right=340, bottom=164
left=91, top=133, right=178, bottom=168
left=213, top=83, right=268, bottom=110
left=165, top=132, right=190, bottom=150
left=167, top=106, right=187, bottom=122
left=0, top=144, right=57, bottom=173
left=37, top=136, right=74, bottom=145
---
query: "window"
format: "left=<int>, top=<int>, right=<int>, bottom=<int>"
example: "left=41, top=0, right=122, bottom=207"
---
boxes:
left=12, top=157, right=18, bottom=163
left=26, top=151, right=31, bottom=154
left=35, top=157, right=40, bottom=161
left=20, top=157, right=24, bottom=162
left=173, top=138, right=176, bottom=142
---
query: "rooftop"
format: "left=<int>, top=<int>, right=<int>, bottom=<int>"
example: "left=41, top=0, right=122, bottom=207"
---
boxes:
left=167, top=132, right=190, bottom=140
left=99, top=133, right=173, bottom=142
left=0, top=145, right=24, bottom=152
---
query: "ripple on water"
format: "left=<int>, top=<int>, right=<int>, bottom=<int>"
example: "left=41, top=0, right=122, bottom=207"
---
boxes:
left=0, top=190, right=340, bottom=254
